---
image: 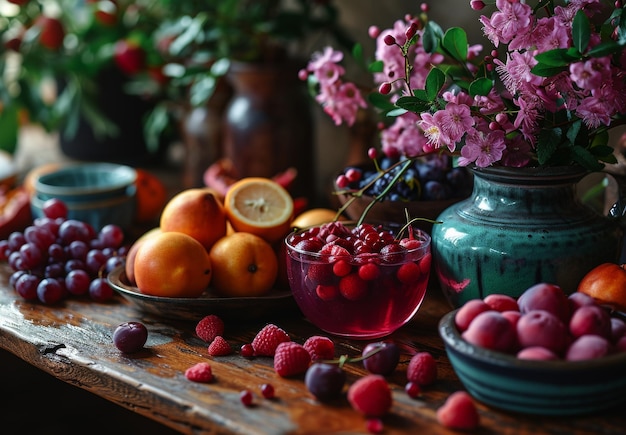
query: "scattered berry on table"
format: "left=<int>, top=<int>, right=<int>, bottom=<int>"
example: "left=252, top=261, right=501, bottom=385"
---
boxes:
left=407, top=352, right=438, bottom=386
left=196, top=314, right=225, bottom=343
left=260, top=383, right=275, bottom=399
left=436, top=391, right=480, bottom=431
left=347, top=375, right=392, bottom=417
left=208, top=336, right=232, bottom=356
left=274, top=342, right=311, bottom=377
left=113, top=321, right=148, bottom=354
left=185, top=362, right=213, bottom=383
left=366, top=418, right=384, bottom=434
left=240, top=389, right=254, bottom=407
left=305, top=363, right=346, bottom=402
left=251, top=323, right=290, bottom=356
left=361, top=341, right=400, bottom=376
left=303, top=335, right=335, bottom=361
left=405, top=381, right=422, bottom=398
left=240, top=343, right=254, bottom=358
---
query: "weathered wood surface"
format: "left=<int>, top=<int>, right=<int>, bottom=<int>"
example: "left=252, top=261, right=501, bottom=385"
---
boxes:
left=0, top=263, right=624, bottom=434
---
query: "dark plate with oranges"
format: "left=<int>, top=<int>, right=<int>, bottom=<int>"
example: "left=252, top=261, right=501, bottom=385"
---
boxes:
left=107, top=266, right=297, bottom=321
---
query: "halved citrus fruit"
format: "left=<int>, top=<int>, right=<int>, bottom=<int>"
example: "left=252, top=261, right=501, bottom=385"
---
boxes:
left=224, top=177, right=294, bottom=244
left=291, top=208, right=343, bottom=229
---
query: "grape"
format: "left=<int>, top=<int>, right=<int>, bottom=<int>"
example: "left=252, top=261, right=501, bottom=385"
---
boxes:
left=89, top=277, right=114, bottom=302
left=99, top=224, right=124, bottom=249
left=42, top=198, right=68, bottom=219
left=58, top=219, right=91, bottom=245
left=16, top=274, right=40, bottom=300
left=0, top=239, right=10, bottom=261
left=65, top=259, right=86, bottom=274
left=9, top=270, right=26, bottom=288
left=86, top=249, right=107, bottom=275
left=37, top=278, right=65, bottom=304
left=65, top=269, right=91, bottom=296
left=8, top=232, right=26, bottom=251
left=105, top=256, right=125, bottom=273
left=67, top=240, right=89, bottom=261
left=362, top=341, right=400, bottom=376
left=305, top=363, right=346, bottom=401
left=45, top=263, right=65, bottom=279
left=113, top=321, right=148, bottom=353
left=19, top=242, right=43, bottom=269
left=48, top=243, right=66, bottom=263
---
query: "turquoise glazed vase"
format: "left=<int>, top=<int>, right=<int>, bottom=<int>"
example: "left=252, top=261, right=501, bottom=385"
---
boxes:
left=432, top=166, right=623, bottom=308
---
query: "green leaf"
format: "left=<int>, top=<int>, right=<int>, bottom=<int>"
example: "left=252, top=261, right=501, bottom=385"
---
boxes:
left=386, top=108, right=409, bottom=117
left=368, top=60, right=384, bottom=73
left=395, top=96, right=431, bottom=113
left=425, top=68, right=445, bottom=101
left=367, top=91, right=397, bottom=112
left=587, top=40, right=623, bottom=57
left=571, top=145, right=605, bottom=171
left=531, top=63, right=568, bottom=77
left=572, top=10, right=591, bottom=53
left=210, top=58, right=231, bottom=76
left=442, top=27, right=468, bottom=63
left=189, top=75, right=217, bottom=106
left=533, top=48, right=580, bottom=66
left=565, top=119, right=582, bottom=144
left=351, top=43, right=363, bottom=63
left=536, top=128, right=562, bottom=165
left=468, top=77, right=493, bottom=97
left=144, top=104, right=170, bottom=153
left=422, top=21, right=443, bottom=53
left=0, top=105, right=18, bottom=154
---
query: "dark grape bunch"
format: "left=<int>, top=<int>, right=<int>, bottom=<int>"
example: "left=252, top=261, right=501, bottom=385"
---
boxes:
left=337, top=154, right=473, bottom=202
left=0, top=198, right=127, bottom=305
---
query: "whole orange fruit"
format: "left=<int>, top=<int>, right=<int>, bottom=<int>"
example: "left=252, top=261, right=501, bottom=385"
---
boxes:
left=209, top=232, right=278, bottom=297
left=124, top=227, right=161, bottom=286
left=224, top=177, right=294, bottom=244
left=160, top=187, right=227, bottom=251
left=134, top=169, right=167, bottom=223
left=134, top=231, right=212, bottom=298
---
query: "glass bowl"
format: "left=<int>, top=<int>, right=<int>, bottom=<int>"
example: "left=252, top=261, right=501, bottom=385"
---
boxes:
left=284, top=221, right=431, bottom=339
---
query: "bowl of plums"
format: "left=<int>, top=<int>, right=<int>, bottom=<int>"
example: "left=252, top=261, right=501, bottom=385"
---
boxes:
left=438, top=282, right=626, bottom=416
left=335, top=155, right=473, bottom=233
left=284, top=220, right=431, bottom=339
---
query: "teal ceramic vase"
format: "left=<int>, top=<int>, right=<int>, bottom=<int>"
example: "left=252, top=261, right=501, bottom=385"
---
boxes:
left=432, top=166, right=624, bottom=308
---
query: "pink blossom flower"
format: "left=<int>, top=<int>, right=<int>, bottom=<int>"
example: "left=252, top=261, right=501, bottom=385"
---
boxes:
left=433, top=103, right=474, bottom=145
left=458, top=129, right=507, bottom=167
left=417, top=112, right=449, bottom=150
left=488, top=0, right=533, bottom=44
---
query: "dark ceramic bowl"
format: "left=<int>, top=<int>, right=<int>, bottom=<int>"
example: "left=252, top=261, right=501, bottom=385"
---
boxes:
left=34, top=163, right=136, bottom=203
left=439, top=309, right=626, bottom=416
left=107, top=266, right=296, bottom=321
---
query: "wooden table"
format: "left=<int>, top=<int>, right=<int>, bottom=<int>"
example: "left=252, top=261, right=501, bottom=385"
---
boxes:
left=0, top=263, right=624, bottom=434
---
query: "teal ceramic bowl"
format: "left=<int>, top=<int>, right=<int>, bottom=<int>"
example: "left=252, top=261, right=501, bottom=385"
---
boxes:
left=438, top=309, right=626, bottom=416
left=31, top=189, right=136, bottom=231
left=34, top=163, right=137, bottom=203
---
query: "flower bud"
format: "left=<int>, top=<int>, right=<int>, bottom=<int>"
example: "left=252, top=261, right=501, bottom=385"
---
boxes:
left=298, top=69, right=309, bottom=81
left=470, top=0, right=485, bottom=10
left=420, top=3, right=429, bottom=12
left=383, top=35, right=396, bottom=46
left=379, top=82, right=392, bottom=95
left=406, top=22, right=418, bottom=40
left=368, top=25, right=380, bottom=39
left=367, top=147, right=378, bottom=160
left=335, top=175, right=349, bottom=189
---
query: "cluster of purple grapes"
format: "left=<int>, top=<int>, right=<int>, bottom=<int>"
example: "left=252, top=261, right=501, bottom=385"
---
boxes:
left=0, top=198, right=127, bottom=305
left=341, top=155, right=473, bottom=201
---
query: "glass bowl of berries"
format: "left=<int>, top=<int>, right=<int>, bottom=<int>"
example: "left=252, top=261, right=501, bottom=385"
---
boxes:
left=285, top=220, right=431, bottom=339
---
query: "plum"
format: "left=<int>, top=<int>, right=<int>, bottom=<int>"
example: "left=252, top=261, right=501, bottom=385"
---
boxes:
left=455, top=299, right=491, bottom=332
left=517, top=283, right=570, bottom=323
left=516, top=346, right=559, bottom=361
left=568, top=291, right=595, bottom=312
left=516, top=310, right=568, bottom=354
left=565, top=335, right=611, bottom=361
left=568, top=305, right=612, bottom=340
left=501, top=310, right=521, bottom=329
left=611, top=317, right=626, bottom=343
left=462, top=311, right=517, bottom=353
left=483, top=293, right=519, bottom=312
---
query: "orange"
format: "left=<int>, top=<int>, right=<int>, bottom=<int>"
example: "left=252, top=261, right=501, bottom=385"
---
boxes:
left=134, top=169, right=168, bottom=223
left=224, top=177, right=294, bottom=244
left=209, top=232, right=278, bottom=297
left=124, top=227, right=161, bottom=286
left=160, top=187, right=227, bottom=251
left=134, top=231, right=212, bottom=298
left=291, top=208, right=343, bottom=229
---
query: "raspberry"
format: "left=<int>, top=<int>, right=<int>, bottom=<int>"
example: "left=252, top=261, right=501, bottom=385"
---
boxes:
left=252, top=323, right=291, bottom=356
left=347, top=375, right=392, bottom=417
left=339, top=273, right=368, bottom=301
left=303, top=335, right=335, bottom=361
left=332, top=259, right=352, bottom=277
left=195, top=314, right=224, bottom=343
left=436, top=391, right=480, bottom=431
left=208, top=336, right=232, bottom=356
left=273, top=342, right=311, bottom=377
left=184, top=362, right=213, bottom=383
left=407, top=352, right=437, bottom=386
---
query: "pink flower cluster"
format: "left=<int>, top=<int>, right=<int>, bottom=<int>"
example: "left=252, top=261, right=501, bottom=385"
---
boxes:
left=303, top=0, right=626, bottom=169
